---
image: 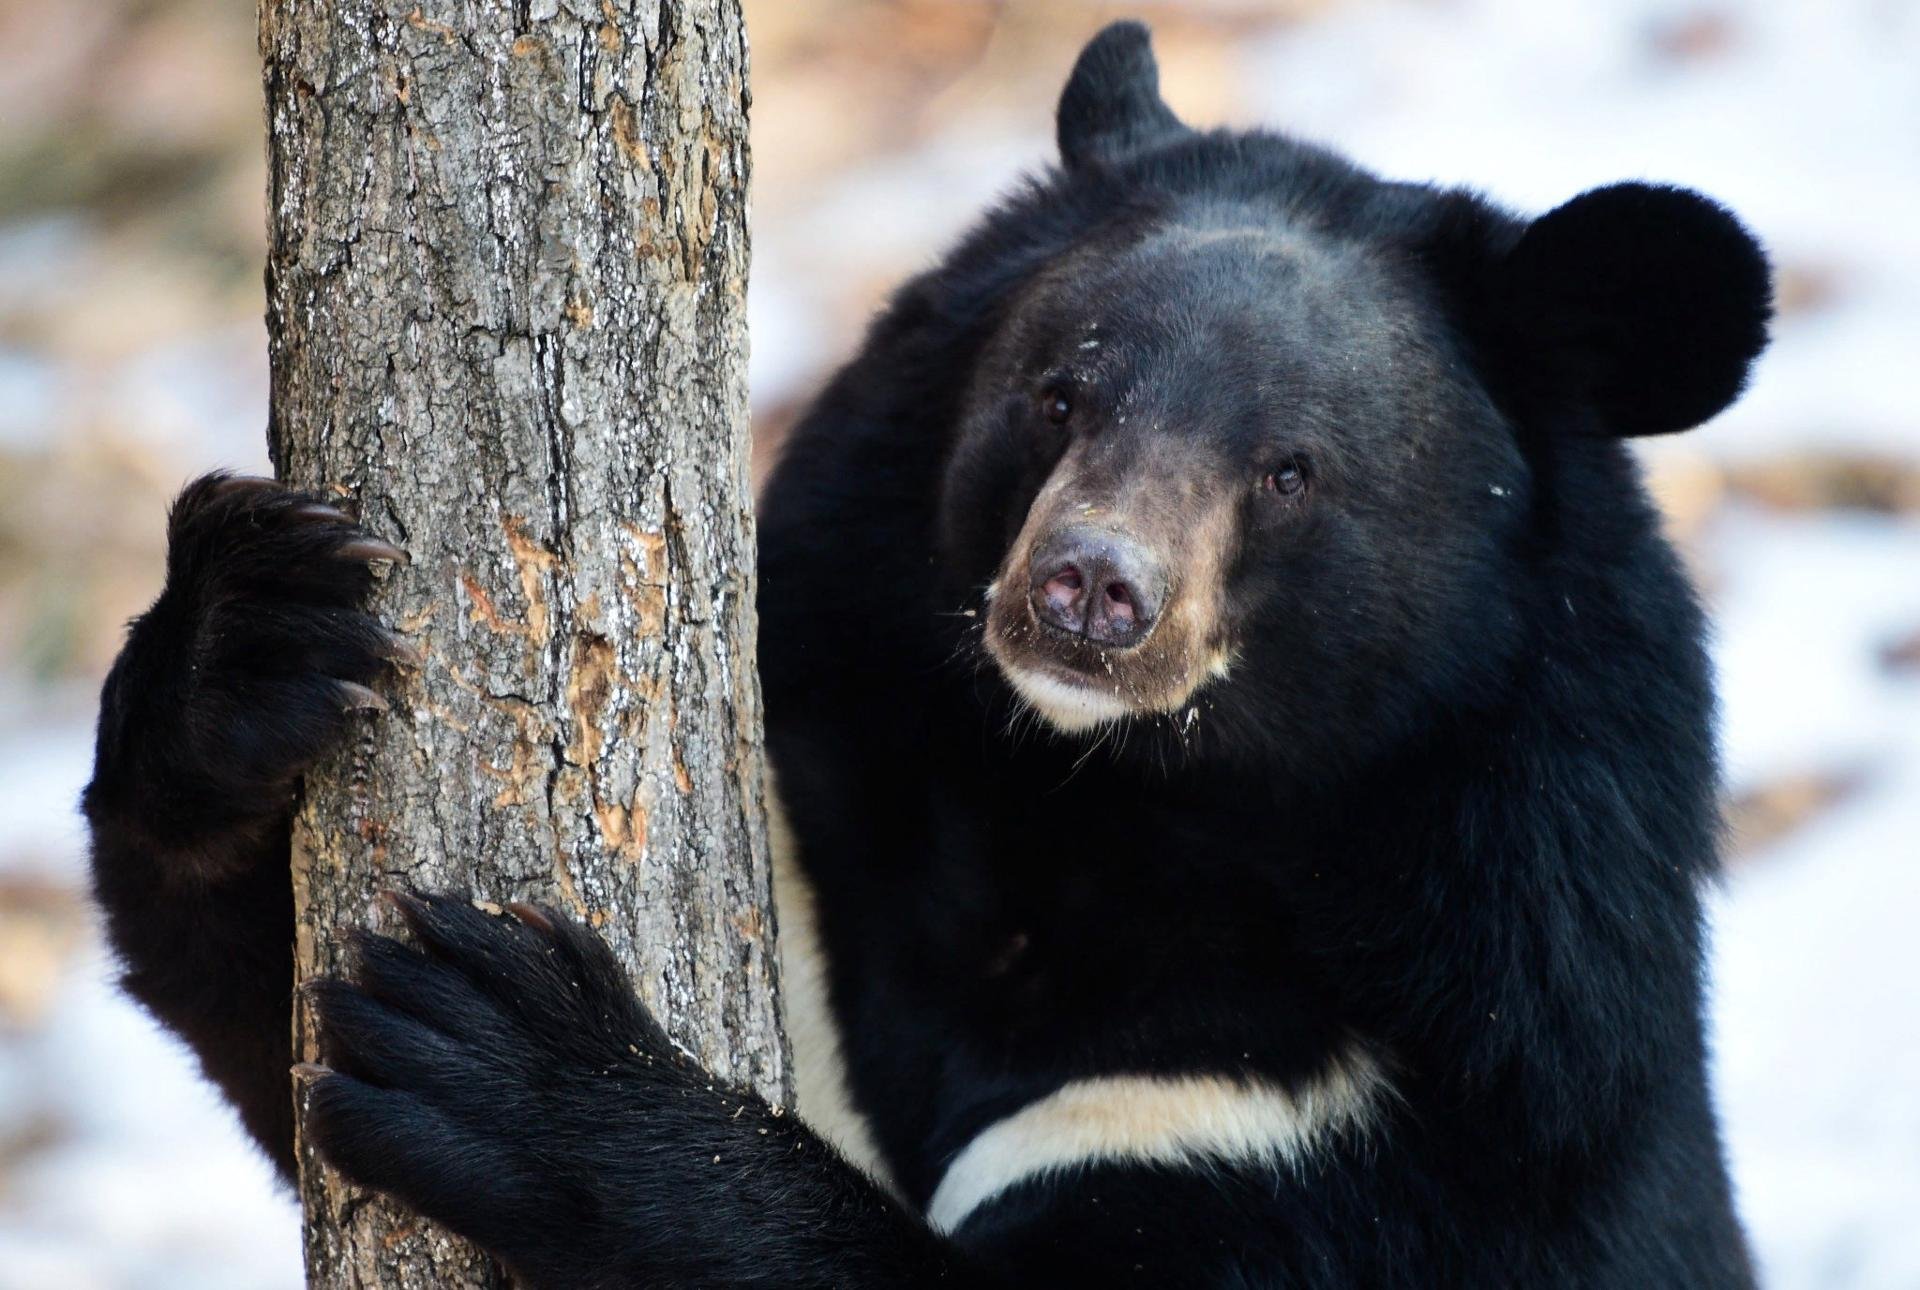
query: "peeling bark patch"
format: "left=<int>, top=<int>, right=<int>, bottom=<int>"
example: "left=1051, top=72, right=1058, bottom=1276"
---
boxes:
left=459, top=571, right=525, bottom=637
left=503, top=514, right=556, bottom=644
left=597, top=799, right=636, bottom=857
left=598, top=1, right=623, bottom=53
left=565, top=632, right=616, bottom=766
left=405, top=7, right=455, bottom=42
left=610, top=94, right=650, bottom=168
left=596, top=793, right=650, bottom=862
left=478, top=698, right=548, bottom=810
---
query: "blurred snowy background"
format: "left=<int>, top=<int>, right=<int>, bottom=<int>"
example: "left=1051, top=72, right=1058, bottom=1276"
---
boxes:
left=1, top=0, right=1915, bottom=1285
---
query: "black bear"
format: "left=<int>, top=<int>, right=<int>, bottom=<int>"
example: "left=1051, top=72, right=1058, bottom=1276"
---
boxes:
left=83, top=22, right=1769, bottom=1288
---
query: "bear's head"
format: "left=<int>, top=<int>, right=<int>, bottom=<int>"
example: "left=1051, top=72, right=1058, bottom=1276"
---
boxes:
left=937, top=23, right=1769, bottom=772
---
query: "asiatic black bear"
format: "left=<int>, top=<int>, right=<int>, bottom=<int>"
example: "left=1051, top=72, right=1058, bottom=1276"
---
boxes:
left=83, top=22, right=1768, bottom=1288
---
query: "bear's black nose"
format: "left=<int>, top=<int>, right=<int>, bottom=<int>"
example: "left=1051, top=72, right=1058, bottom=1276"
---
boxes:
left=1029, top=526, right=1163, bottom=648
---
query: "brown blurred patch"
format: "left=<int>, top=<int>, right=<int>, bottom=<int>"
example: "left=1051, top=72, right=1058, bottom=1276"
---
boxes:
left=1724, top=769, right=1868, bottom=864
left=0, top=443, right=175, bottom=682
left=745, top=1, right=1330, bottom=197
left=0, top=873, right=88, bottom=1028
left=1644, top=448, right=1727, bottom=544
left=1879, top=627, right=1920, bottom=676
left=1648, top=10, right=1740, bottom=64
left=1773, top=261, right=1846, bottom=318
left=0, top=1111, right=62, bottom=1198
left=0, top=0, right=264, bottom=302
left=1724, top=454, right=1920, bottom=515
left=747, top=0, right=1001, bottom=194
left=1646, top=449, right=1920, bottom=546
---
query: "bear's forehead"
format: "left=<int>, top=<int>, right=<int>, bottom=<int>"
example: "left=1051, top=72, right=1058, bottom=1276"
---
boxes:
left=1091, top=219, right=1400, bottom=330
left=1030, top=227, right=1454, bottom=428
left=1023, top=215, right=1422, bottom=381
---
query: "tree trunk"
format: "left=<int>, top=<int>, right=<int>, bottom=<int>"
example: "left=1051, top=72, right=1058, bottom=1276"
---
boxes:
left=259, top=1, right=780, bottom=1284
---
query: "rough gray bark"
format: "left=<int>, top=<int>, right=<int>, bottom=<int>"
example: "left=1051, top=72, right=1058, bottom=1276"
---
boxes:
left=258, top=1, right=781, bottom=1284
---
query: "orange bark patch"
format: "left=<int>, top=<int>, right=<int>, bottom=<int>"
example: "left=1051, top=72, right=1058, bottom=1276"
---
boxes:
left=595, top=796, right=649, bottom=862
left=474, top=696, right=548, bottom=810
left=610, top=96, right=650, bottom=168
left=620, top=522, right=670, bottom=637
left=502, top=516, right=556, bottom=644
left=565, top=632, right=616, bottom=768
left=458, top=572, right=522, bottom=637
left=405, top=7, right=455, bottom=41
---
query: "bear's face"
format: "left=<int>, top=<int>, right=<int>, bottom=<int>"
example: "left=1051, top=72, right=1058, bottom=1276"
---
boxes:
left=947, top=213, right=1525, bottom=737
left=934, top=22, right=1768, bottom=754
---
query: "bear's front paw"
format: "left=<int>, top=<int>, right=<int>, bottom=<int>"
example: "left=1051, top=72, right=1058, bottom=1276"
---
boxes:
left=98, top=474, right=410, bottom=836
left=299, top=893, right=698, bottom=1284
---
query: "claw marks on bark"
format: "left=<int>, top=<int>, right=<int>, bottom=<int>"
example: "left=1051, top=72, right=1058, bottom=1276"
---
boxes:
left=263, top=1, right=775, bottom=1286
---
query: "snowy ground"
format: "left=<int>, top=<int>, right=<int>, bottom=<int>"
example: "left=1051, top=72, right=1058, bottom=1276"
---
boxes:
left=2, top=1, right=1916, bottom=1285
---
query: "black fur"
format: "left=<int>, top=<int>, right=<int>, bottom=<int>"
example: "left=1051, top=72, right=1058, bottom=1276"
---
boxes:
left=1056, top=21, right=1189, bottom=170
left=1485, top=182, right=1772, bottom=437
left=83, top=473, right=401, bottom=1174
left=85, top=22, right=1767, bottom=1288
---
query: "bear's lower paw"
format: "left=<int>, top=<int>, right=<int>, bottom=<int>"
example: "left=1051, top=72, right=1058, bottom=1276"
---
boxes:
left=298, top=892, right=762, bottom=1286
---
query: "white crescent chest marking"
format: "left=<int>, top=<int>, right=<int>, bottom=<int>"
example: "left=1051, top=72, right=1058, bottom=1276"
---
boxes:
left=770, top=776, right=1390, bottom=1230
left=926, top=1049, right=1390, bottom=1235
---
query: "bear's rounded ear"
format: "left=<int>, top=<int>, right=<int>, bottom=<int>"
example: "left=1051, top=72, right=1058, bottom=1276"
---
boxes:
left=1057, top=22, right=1190, bottom=171
left=1498, top=183, right=1772, bottom=436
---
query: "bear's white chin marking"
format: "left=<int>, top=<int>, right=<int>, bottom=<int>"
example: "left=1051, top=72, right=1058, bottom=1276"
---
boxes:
left=925, top=1046, right=1390, bottom=1235
left=1002, top=665, right=1135, bottom=733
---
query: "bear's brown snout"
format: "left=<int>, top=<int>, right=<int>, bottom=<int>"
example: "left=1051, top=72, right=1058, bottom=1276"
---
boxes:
left=1028, top=526, right=1165, bottom=649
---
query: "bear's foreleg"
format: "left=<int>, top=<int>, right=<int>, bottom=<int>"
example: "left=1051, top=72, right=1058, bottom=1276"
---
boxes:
left=84, top=472, right=405, bottom=1178
left=303, top=892, right=971, bottom=1289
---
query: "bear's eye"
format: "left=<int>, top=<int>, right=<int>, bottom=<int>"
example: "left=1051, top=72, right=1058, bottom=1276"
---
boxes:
left=1262, top=459, right=1308, bottom=497
left=1039, top=386, right=1074, bottom=426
